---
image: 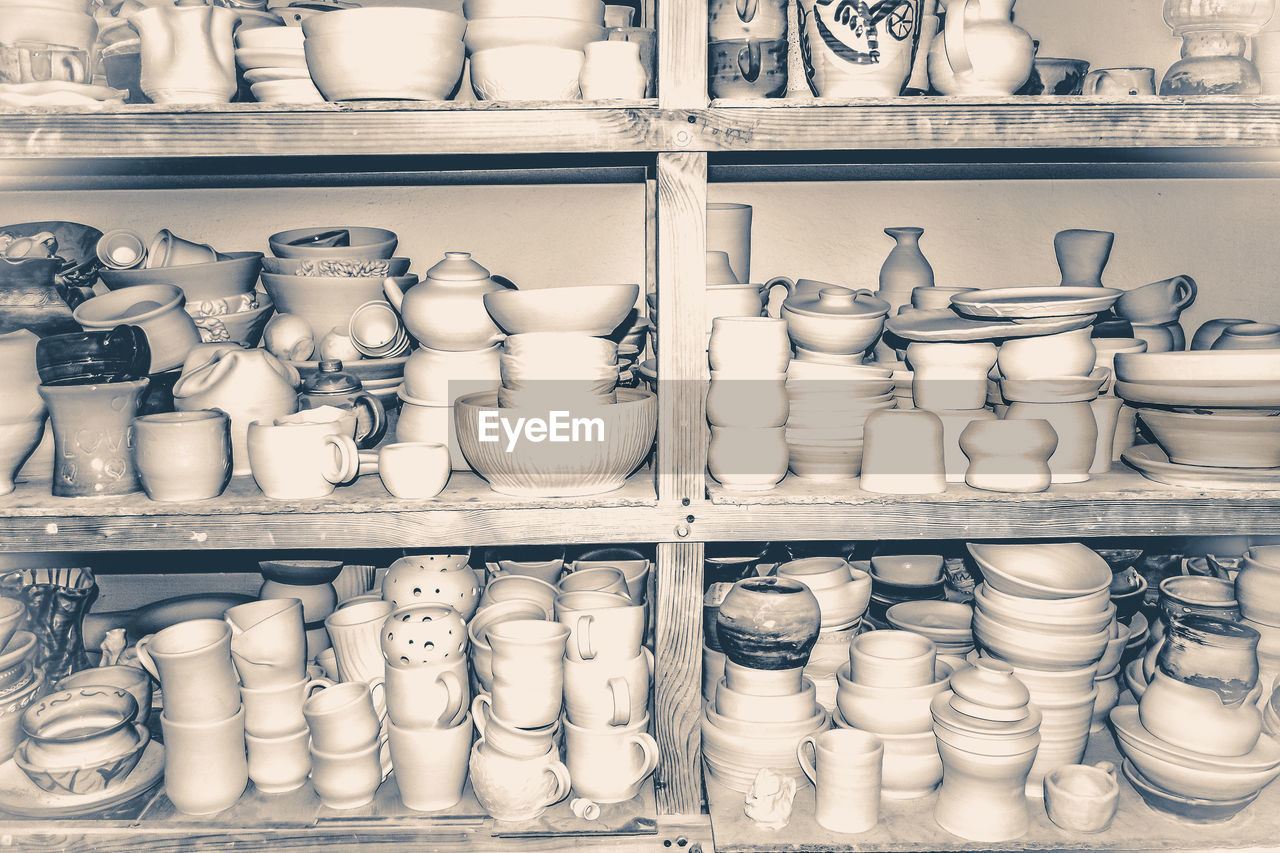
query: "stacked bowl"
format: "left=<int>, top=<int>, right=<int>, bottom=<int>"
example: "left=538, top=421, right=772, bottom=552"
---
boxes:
left=0, top=598, right=41, bottom=762
left=776, top=557, right=871, bottom=710
left=783, top=360, right=894, bottom=481
left=706, top=317, right=790, bottom=492
left=463, top=0, right=606, bottom=100
left=867, top=554, right=948, bottom=624
left=887, top=600, right=975, bottom=664
left=235, top=24, right=323, bottom=103
left=968, top=542, right=1114, bottom=796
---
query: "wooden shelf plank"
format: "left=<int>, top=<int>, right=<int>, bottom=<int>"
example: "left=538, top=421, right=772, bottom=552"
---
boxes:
left=697, top=464, right=1280, bottom=540
left=0, top=472, right=677, bottom=551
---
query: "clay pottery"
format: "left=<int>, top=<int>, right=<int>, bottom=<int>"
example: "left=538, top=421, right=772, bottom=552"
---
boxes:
left=782, top=287, right=889, bottom=356
left=860, top=408, right=946, bottom=495
left=708, top=316, right=791, bottom=375
left=239, top=675, right=330, bottom=739
left=161, top=706, right=248, bottom=815
left=707, top=203, right=752, bottom=285
left=38, top=378, right=148, bottom=498
left=716, top=576, right=821, bottom=671
left=1092, top=337, right=1147, bottom=387
left=907, top=341, right=996, bottom=410
left=246, top=411, right=359, bottom=500
left=776, top=558, right=871, bottom=627
left=998, top=328, right=1096, bottom=380
left=708, top=37, right=787, bottom=98
left=1083, top=66, right=1157, bottom=95
left=928, top=0, right=1032, bottom=94
left=579, top=39, right=646, bottom=98
left=1140, top=669, right=1263, bottom=758
left=72, top=283, right=201, bottom=374
left=836, top=660, right=953, bottom=734
left=0, top=330, right=42, bottom=420
left=701, top=703, right=830, bottom=791
left=378, top=441, right=451, bottom=499
left=797, top=728, right=883, bottom=834
left=563, top=647, right=651, bottom=727
left=245, top=728, right=310, bottom=794
left=402, top=342, right=501, bottom=404
left=851, top=630, right=936, bottom=688
left=323, top=598, right=392, bottom=685
left=960, top=418, right=1056, bottom=493
left=564, top=713, right=659, bottom=803
left=303, top=679, right=387, bottom=754
left=297, top=359, right=387, bottom=449
left=1004, top=398, right=1096, bottom=484
left=259, top=559, right=340, bottom=660
left=1191, top=318, right=1251, bottom=350
left=1212, top=321, right=1280, bottom=350
left=1054, top=229, right=1114, bottom=287
left=0, top=568, right=94, bottom=687
left=879, top=227, right=934, bottom=310
left=1091, top=666, right=1122, bottom=733
left=382, top=552, right=480, bottom=620
left=555, top=590, right=644, bottom=663
left=133, top=4, right=238, bottom=104
left=1116, top=275, right=1198, bottom=325
left=172, top=348, right=299, bottom=477
left=309, top=739, right=386, bottom=809
left=468, top=600, right=549, bottom=694
left=0, top=258, right=77, bottom=337
left=1238, top=548, right=1280, bottom=627
left=384, top=657, right=468, bottom=730
left=479, top=574, right=557, bottom=616
left=723, top=659, right=805, bottom=696
left=224, top=598, right=306, bottom=689
left=388, top=712, right=473, bottom=811
left=380, top=604, right=467, bottom=669
left=558, top=566, right=629, bottom=598
left=55, top=665, right=152, bottom=727
left=469, top=739, right=570, bottom=821
left=1129, top=322, right=1177, bottom=353
left=709, top=0, right=787, bottom=41
left=933, top=407, right=996, bottom=483
left=131, top=410, right=231, bottom=502
left=707, top=372, right=788, bottom=428
left=0, top=414, right=45, bottom=497
left=1019, top=56, right=1090, bottom=94
left=1044, top=762, right=1120, bottom=833
left=486, top=619, right=568, bottom=728
left=1157, top=614, right=1260, bottom=707
left=134, top=618, right=239, bottom=724
left=383, top=252, right=515, bottom=351
left=708, top=425, right=788, bottom=491
left=1087, top=394, right=1124, bottom=474
left=798, top=0, right=923, bottom=96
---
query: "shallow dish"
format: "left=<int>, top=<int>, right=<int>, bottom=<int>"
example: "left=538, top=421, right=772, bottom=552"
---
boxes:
left=967, top=542, right=1111, bottom=599
left=885, top=309, right=1096, bottom=342
left=483, top=283, right=638, bottom=336
left=464, top=16, right=605, bottom=53
left=1138, top=408, right=1280, bottom=469
left=99, top=251, right=263, bottom=303
left=1122, top=443, right=1280, bottom=490
left=950, top=287, right=1122, bottom=319
left=870, top=554, right=943, bottom=586
left=268, top=226, right=397, bottom=260
left=235, top=46, right=307, bottom=70
left=1121, top=759, right=1259, bottom=823
left=973, top=610, right=1110, bottom=669
left=1115, top=379, right=1280, bottom=409
left=1114, top=349, right=1280, bottom=384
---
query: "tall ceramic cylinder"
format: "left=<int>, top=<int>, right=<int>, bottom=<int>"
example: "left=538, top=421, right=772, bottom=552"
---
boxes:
left=934, top=738, right=1039, bottom=841
left=39, top=378, right=148, bottom=497
left=707, top=203, right=752, bottom=284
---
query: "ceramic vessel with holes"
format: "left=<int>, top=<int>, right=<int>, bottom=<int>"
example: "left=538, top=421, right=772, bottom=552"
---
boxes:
left=380, top=604, right=468, bottom=668
left=382, top=553, right=480, bottom=620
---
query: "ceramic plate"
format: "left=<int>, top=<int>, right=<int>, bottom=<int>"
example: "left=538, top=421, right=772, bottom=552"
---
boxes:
left=1114, top=379, right=1280, bottom=409
left=289, top=355, right=408, bottom=382
left=950, top=286, right=1122, bottom=319
left=1123, top=443, right=1280, bottom=490
left=0, top=741, right=163, bottom=817
left=235, top=46, right=308, bottom=70
left=885, top=309, right=1095, bottom=342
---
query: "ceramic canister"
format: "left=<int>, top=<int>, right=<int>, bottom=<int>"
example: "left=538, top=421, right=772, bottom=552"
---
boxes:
left=132, top=410, right=232, bottom=502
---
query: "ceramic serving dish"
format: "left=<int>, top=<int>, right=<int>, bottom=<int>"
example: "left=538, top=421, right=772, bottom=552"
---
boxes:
left=1122, top=444, right=1280, bottom=490
left=1138, top=408, right=1280, bottom=469
left=483, top=284, right=638, bottom=336
left=884, top=309, right=1096, bottom=342
left=306, top=30, right=465, bottom=101
left=1114, top=349, right=1280, bottom=384
left=99, top=251, right=263, bottom=303
left=1121, top=759, right=1259, bottom=823
left=950, top=287, right=1122, bottom=319
left=20, top=686, right=140, bottom=769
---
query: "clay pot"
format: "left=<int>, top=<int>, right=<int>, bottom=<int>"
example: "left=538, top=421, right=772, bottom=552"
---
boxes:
left=1140, top=668, right=1262, bottom=757
left=1238, top=549, right=1280, bottom=627
left=907, top=341, right=997, bottom=410
left=715, top=576, right=821, bottom=671
left=38, top=378, right=148, bottom=498
left=1004, top=399, right=1097, bottom=484
left=959, top=418, right=1056, bottom=493
left=132, top=410, right=231, bottom=502
left=1157, top=614, right=1260, bottom=707
left=1043, top=762, right=1119, bottom=834
left=1212, top=322, right=1280, bottom=350
left=384, top=252, right=515, bottom=351
left=133, top=4, right=238, bottom=104
left=998, top=328, right=1096, bottom=380
left=1191, top=318, right=1251, bottom=350
left=382, top=553, right=481, bottom=620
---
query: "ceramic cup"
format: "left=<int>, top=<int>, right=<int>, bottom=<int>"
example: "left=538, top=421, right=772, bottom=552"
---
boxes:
left=388, top=712, right=474, bottom=811
left=246, top=728, right=311, bottom=794
left=246, top=416, right=359, bottom=500
left=225, top=598, right=306, bottom=689
left=1082, top=67, right=1156, bottom=96
left=132, top=410, right=232, bottom=502
left=323, top=598, right=393, bottom=685
left=563, top=647, right=653, bottom=728
left=487, top=620, right=569, bottom=729
left=850, top=631, right=936, bottom=688
left=557, top=566, right=630, bottom=597
left=145, top=229, right=218, bottom=268
left=468, top=599, right=551, bottom=695
left=555, top=590, right=645, bottom=662
left=385, top=657, right=468, bottom=730
left=378, top=441, right=450, bottom=499
left=303, top=678, right=387, bottom=754
left=478, top=575, right=558, bottom=617
left=1043, top=761, right=1120, bottom=833
left=1115, top=275, right=1197, bottom=325
left=472, top=693, right=561, bottom=759
left=798, top=728, right=884, bottom=834
left=723, top=659, right=804, bottom=696
left=469, top=740, right=571, bottom=821
left=348, top=300, right=409, bottom=359
left=310, top=737, right=387, bottom=809
left=564, top=714, right=659, bottom=803
left=708, top=316, right=791, bottom=375
left=240, top=675, right=332, bottom=739
left=708, top=38, right=788, bottom=98
left=135, top=618, right=240, bottom=724
left=161, top=706, right=248, bottom=815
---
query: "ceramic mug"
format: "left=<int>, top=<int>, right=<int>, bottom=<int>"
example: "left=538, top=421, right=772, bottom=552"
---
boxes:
left=135, top=618, right=240, bottom=724
left=323, top=598, right=393, bottom=685
left=378, top=441, right=450, bottom=499
left=388, top=712, right=474, bottom=811
left=468, top=600, right=552, bottom=695
left=798, top=728, right=884, bottom=833
left=469, top=739, right=571, bottom=822
left=709, top=0, right=787, bottom=40
left=478, top=575, right=558, bottom=616
left=563, top=714, right=660, bottom=803
left=1115, top=275, right=1197, bottom=325
left=708, top=38, right=788, bottom=98
left=302, top=678, right=387, bottom=754
left=384, top=657, right=468, bottom=729
left=555, top=590, right=645, bottom=662
left=0, top=42, right=90, bottom=84
left=144, top=229, right=218, bottom=268
left=246, top=728, right=311, bottom=794
left=161, top=706, right=248, bottom=816
left=487, top=620, right=570, bottom=728
left=310, top=736, right=388, bottom=809
left=708, top=316, right=791, bottom=375
left=563, top=647, right=653, bottom=728
left=557, top=566, right=630, bottom=597
left=132, top=410, right=232, bottom=502
left=225, top=598, right=307, bottom=689
left=1082, top=67, right=1156, bottom=96
left=246, top=416, right=359, bottom=500
left=240, top=675, right=333, bottom=739
left=472, top=693, right=561, bottom=759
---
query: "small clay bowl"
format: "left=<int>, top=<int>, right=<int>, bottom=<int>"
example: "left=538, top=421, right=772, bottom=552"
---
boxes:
left=15, top=724, right=149, bottom=795
left=20, top=686, right=140, bottom=769
left=258, top=559, right=343, bottom=586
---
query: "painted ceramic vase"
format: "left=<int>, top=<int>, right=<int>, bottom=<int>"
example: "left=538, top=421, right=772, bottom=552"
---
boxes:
left=0, top=567, right=97, bottom=685
left=798, top=0, right=923, bottom=96
left=716, top=576, right=822, bottom=670
left=38, top=378, right=148, bottom=498
left=927, top=0, right=1033, bottom=95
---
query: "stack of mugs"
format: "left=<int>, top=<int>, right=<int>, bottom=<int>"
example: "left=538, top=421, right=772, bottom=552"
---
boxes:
left=301, top=676, right=390, bottom=809
left=705, top=317, right=790, bottom=492
left=135, top=619, right=248, bottom=815
left=775, top=557, right=870, bottom=712
left=784, top=360, right=894, bottom=481
left=833, top=630, right=949, bottom=799
left=707, top=0, right=788, bottom=99
left=381, top=603, right=475, bottom=812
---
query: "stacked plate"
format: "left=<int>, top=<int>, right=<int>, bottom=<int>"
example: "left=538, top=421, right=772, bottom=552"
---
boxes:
left=235, top=25, right=323, bottom=103
left=784, top=361, right=894, bottom=480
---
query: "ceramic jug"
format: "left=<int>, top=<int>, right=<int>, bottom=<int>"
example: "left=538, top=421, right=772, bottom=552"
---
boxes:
left=383, top=252, right=516, bottom=352
left=798, top=0, right=923, bottom=96
left=928, top=0, right=1033, bottom=94
left=0, top=329, right=46, bottom=495
left=132, top=4, right=238, bottom=104
left=172, top=348, right=300, bottom=477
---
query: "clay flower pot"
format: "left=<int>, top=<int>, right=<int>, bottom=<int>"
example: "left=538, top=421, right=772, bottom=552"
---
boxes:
left=715, top=576, right=821, bottom=671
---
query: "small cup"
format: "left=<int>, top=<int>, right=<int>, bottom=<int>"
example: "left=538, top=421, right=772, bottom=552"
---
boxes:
left=240, top=675, right=332, bottom=739
left=161, top=706, right=248, bottom=815
left=722, top=659, right=803, bottom=696
left=563, top=714, right=659, bottom=803
left=246, top=728, right=311, bottom=794
left=472, top=693, right=561, bottom=759
left=563, top=648, right=652, bottom=728
left=384, top=657, right=468, bottom=730
left=0, top=42, right=90, bottom=84
left=323, top=598, right=393, bottom=685
left=1082, top=67, right=1156, bottom=96
left=310, top=737, right=387, bottom=809
left=96, top=229, right=147, bottom=270
left=1043, top=762, right=1120, bottom=833
left=135, top=619, right=240, bottom=725
left=388, top=712, right=474, bottom=811
left=479, top=575, right=558, bottom=615
left=378, top=442, right=450, bottom=499
left=303, top=679, right=387, bottom=754
left=850, top=631, right=936, bottom=688
left=348, top=300, right=409, bottom=359
left=134, top=411, right=232, bottom=503
left=225, top=597, right=307, bottom=689
left=708, top=38, right=787, bottom=99
left=555, top=590, right=645, bottom=663
left=798, top=728, right=884, bottom=834
left=144, top=228, right=218, bottom=268
left=246, top=416, right=359, bottom=500
left=557, top=566, right=629, bottom=597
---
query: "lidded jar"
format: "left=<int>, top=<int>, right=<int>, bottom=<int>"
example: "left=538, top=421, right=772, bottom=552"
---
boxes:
left=1161, top=0, right=1274, bottom=95
left=382, top=252, right=516, bottom=351
left=715, top=576, right=821, bottom=671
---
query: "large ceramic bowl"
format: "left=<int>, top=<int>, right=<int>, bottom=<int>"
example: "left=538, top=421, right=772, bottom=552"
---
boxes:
left=72, top=284, right=201, bottom=374
left=835, top=660, right=952, bottom=734
left=261, top=272, right=416, bottom=339
left=99, top=251, right=263, bottom=303
left=967, top=542, right=1111, bottom=600
left=1121, top=759, right=1259, bottom=823
left=470, top=46, right=585, bottom=100
left=973, top=609, right=1111, bottom=669
left=20, top=686, right=140, bottom=769
left=268, top=227, right=398, bottom=260
left=15, top=724, right=148, bottom=795
left=973, top=585, right=1116, bottom=636
left=464, top=17, right=605, bottom=53
left=464, top=0, right=604, bottom=23
left=1138, top=408, right=1280, bottom=469
left=1114, top=349, right=1280, bottom=384
left=484, top=284, right=639, bottom=336
left=455, top=387, right=655, bottom=497
left=975, top=582, right=1110, bottom=618
left=885, top=600, right=973, bottom=646
left=261, top=256, right=411, bottom=277
left=781, top=303, right=888, bottom=357
left=302, top=5, right=466, bottom=41
left=306, top=30, right=465, bottom=100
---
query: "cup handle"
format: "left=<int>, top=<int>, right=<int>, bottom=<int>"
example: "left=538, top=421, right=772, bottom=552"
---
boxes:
left=471, top=693, right=492, bottom=736
left=642, top=646, right=654, bottom=676
left=544, top=759, right=572, bottom=807
left=575, top=614, right=596, bottom=660
left=737, top=41, right=761, bottom=83
left=437, top=670, right=465, bottom=727
left=303, top=677, right=335, bottom=696
left=368, top=676, right=388, bottom=724
left=352, top=393, right=387, bottom=449
left=942, top=0, right=977, bottom=76
left=321, top=433, right=360, bottom=486
left=1172, top=275, right=1198, bottom=311
left=134, top=636, right=160, bottom=682
left=630, top=732, right=660, bottom=784
left=377, top=727, right=393, bottom=781
left=796, top=734, right=818, bottom=786
left=762, top=276, right=794, bottom=319
left=1095, top=760, right=1117, bottom=780
left=606, top=677, right=631, bottom=727
left=1082, top=69, right=1105, bottom=95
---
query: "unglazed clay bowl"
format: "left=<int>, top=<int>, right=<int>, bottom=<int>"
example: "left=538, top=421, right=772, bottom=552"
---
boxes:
left=1138, top=408, right=1280, bottom=469
left=14, top=724, right=149, bottom=795
left=973, top=610, right=1110, bottom=670
left=190, top=292, right=275, bottom=348
left=99, top=251, right=263, bottom=302
left=235, top=24, right=306, bottom=49
left=464, top=0, right=604, bottom=22
left=1113, top=349, right=1280, bottom=385
left=20, top=686, right=140, bottom=769
left=302, top=5, right=466, bottom=40
left=885, top=600, right=973, bottom=646
left=1002, top=660, right=1098, bottom=704
left=71, top=283, right=201, bottom=374
left=973, top=585, right=1116, bottom=636
left=714, top=676, right=817, bottom=723
left=306, top=30, right=465, bottom=100
left=261, top=256, right=411, bottom=277
left=975, top=583, right=1111, bottom=618
left=1121, top=759, right=1259, bottom=823
left=470, top=46, right=584, bottom=100
left=261, top=272, right=416, bottom=340
left=967, top=542, right=1111, bottom=600
left=483, top=284, right=638, bottom=336
left=835, top=660, right=952, bottom=734
left=268, top=227, right=397, bottom=260
left=870, top=554, right=944, bottom=586
left=781, top=304, right=887, bottom=357
left=464, top=17, right=604, bottom=53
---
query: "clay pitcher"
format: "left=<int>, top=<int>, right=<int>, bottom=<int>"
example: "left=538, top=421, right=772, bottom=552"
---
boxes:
left=928, top=0, right=1033, bottom=94
left=0, top=329, right=47, bottom=495
left=172, top=348, right=300, bottom=477
left=132, top=4, right=238, bottom=104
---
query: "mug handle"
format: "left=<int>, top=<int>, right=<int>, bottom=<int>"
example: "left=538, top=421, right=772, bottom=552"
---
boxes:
left=368, top=676, right=388, bottom=724
left=544, top=759, right=573, bottom=807
left=642, top=646, right=654, bottom=676
left=762, top=276, right=794, bottom=319
left=735, top=0, right=759, bottom=24
left=134, top=635, right=160, bottom=682
left=629, top=732, right=660, bottom=785
left=1081, top=69, right=1106, bottom=95
left=796, top=734, right=819, bottom=786
left=351, top=393, right=387, bottom=449
left=575, top=614, right=596, bottom=660
left=471, top=693, right=492, bottom=737
left=606, top=676, right=631, bottom=727
left=1095, top=760, right=1117, bottom=780
left=942, top=0, right=978, bottom=76
left=377, top=727, right=393, bottom=781
left=304, top=677, right=335, bottom=696
left=437, top=670, right=466, bottom=727
left=1171, top=275, right=1198, bottom=311
left=737, top=41, right=761, bottom=84
left=321, top=433, right=360, bottom=486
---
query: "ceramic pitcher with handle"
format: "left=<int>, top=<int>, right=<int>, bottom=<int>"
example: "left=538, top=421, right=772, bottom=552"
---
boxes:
left=132, top=3, right=238, bottom=104
left=927, top=0, right=1032, bottom=94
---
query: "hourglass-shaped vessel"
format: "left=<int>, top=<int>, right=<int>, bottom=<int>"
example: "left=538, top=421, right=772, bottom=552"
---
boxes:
left=1160, top=0, right=1276, bottom=95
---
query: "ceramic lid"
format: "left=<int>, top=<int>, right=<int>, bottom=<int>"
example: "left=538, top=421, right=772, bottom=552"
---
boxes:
left=931, top=689, right=1042, bottom=738
left=783, top=287, right=889, bottom=319
left=426, top=251, right=491, bottom=282
left=950, top=659, right=1030, bottom=711
left=302, top=359, right=362, bottom=394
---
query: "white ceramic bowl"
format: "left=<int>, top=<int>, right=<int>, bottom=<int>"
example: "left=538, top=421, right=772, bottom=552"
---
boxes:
left=261, top=273, right=415, bottom=340
left=268, top=227, right=397, bottom=260
left=464, top=17, right=605, bottom=53
left=973, top=609, right=1111, bottom=670
left=302, top=6, right=467, bottom=41
left=1113, top=349, right=1280, bottom=384
left=785, top=361, right=891, bottom=382
left=781, top=305, right=887, bottom=357
left=1138, top=408, right=1280, bottom=469
left=786, top=440, right=863, bottom=480
left=484, top=284, right=638, bottom=336
left=973, top=586, right=1116, bottom=636
left=464, top=0, right=604, bottom=23
left=835, top=661, right=952, bottom=734
left=967, top=542, right=1111, bottom=600
left=306, top=31, right=464, bottom=100
left=885, top=601, right=973, bottom=645
left=235, top=46, right=308, bottom=71
left=975, top=582, right=1110, bottom=618
left=242, top=66, right=314, bottom=85
left=470, top=46, right=585, bottom=100
left=870, top=554, right=943, bottom=586
left=251, top=79, right=325, bottom=103
left=236, top=25, right=306, bottom=49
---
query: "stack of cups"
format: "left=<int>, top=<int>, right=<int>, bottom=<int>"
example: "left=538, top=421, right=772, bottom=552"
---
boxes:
left=558, top=589, right=659, bottom=805
left=706, top=317, right=791, bottom=492
left=382, top=603, right=474, bottom=811
left=226, top=599, right=318, bottom=795
left=707, top=0, right=788, bottom=98
left=776, top=557, right=871, bottom=712
left=470, top=619, right=572, bottom=821
left=302, top=679, right=390, bottom=809
left=135, top=619, right=247, bottom=815
left=468, top=598, right=553, bottom=696
left=498, top=332, right=620, bottom=409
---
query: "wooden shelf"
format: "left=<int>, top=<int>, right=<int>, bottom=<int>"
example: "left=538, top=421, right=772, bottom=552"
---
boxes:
left=697, top=463, right=1280, bottom=541
left=0, top=471, right=677, bottom=552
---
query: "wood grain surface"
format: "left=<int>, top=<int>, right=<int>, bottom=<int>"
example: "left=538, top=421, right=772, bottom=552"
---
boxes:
left=653, top=542, right=706, bottom=817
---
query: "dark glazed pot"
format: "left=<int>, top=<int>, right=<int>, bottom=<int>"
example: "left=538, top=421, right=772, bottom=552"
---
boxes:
left=1157, top=614, right=1259, bottom=705
left=0, top=567, right=98, bottom=686
left=0, top=258, right=78, bottom=337
left=715, top=576, right=821, bottom=670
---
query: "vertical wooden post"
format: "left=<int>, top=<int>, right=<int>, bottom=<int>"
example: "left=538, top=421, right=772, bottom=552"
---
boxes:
left=654, top=540, right=706, bottom=816
left=658, top=0, right=709, bottom=107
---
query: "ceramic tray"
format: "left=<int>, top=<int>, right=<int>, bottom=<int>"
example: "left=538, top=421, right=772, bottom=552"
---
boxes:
left=950, top=286, right=1122, bottom=319
left=0, top=740, right=163, bottom=817
left=1115, top=379, right=1280, bottom=409
left=289, top=355, right=408, bottom=382
left=885, top=309, right=1094, bottom=342
left=1122, top=444, right=1280, bottom=490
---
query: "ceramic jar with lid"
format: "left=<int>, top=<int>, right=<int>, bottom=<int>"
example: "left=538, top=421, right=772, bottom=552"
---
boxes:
left=297, top=360, right=386, bottom=449
left=780, top=286, right=889, bottom=356
left=383, top=252, right=515, bottom=351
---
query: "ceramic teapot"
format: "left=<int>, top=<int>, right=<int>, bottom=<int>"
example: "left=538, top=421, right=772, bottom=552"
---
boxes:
left=928, top=0, right=1033, bottom=94
left=132, top=3, right=238, bottom=104
left=172, top=347, right=300, bottom=476
left=383, top=252, right=515, bottom=352
left=297, top=360, right=386, bottom=449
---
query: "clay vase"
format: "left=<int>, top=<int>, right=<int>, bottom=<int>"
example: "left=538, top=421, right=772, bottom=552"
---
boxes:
left=132, top=4, right=238, bottom=104
left=928, top=0, right=1033, bottom=95
left=38, top=378, right=149, bottom=498
left=384, top=252, right=515, bottom=352
left=0, top=567, right=97, bottom=686
left=468, top=739, right=571, bottom=821
left=878, top=227, right=934, bottom=307
left=1004, top=399, right=1096, bottom=484
left=1054, top=229, right=1114, bottom=287
left=799, top=0, right=924, bottom=96
left=715, top=576, right=822, bottom=671
left=172, top=348, right=300, bottom=477
left=959, top=418, right=1056, bottom=493
left=382, top=552, right=481, bottom=620
left=0, top=330, right=46, bottom=495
